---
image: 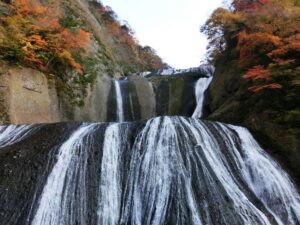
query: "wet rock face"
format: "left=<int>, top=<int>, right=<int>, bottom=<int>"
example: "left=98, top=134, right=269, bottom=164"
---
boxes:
left=0, top=67, right=61, bottom=124
left=0, top=66, right=207, bottom=124
left=0, top=123, right=80, bottom=224
left=0, top=117, right=299, bottom=225
left=106, top=74, right=202, bottom=122
left=207, top=59, right=300, bottom=185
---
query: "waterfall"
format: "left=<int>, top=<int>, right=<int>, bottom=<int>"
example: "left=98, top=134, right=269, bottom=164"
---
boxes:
left=227, top=124, right=300, bottom=225
left=13, top=116, right=298, bottom=225
left=0, top=124, right=42, bottom=148
left=97, top=124, right=123, bottom=225
left=113, top=80, right=124, bottom=122
left=192, top=76, right=213, bottom=118
left=31, top=124, right=98, bottom=225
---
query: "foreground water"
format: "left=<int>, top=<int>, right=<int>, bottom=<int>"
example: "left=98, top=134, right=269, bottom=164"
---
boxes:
left=0, top=116, right=299, bottom=225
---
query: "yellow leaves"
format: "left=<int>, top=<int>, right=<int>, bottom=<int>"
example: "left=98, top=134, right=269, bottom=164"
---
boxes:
left=0, top=0, right=91, bottom=74
left=59, top=50, right=83, bottom=74
left=27, top=34, right=48, bottom=49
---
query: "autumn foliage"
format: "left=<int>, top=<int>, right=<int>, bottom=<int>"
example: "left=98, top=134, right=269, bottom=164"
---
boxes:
left=232, top=0, right=269, bottom=11
left=202, top=0, right=300, bottom=93
left=0, top=0, right=90, bottom=74
left=93, top=3, right=166, bottom=71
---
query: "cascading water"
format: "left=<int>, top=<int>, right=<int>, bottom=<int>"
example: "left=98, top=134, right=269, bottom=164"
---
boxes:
left=191, top=65, right=214, bottom=119
left=97, top=124, right=123, bottom=225
left=0, top=124, right=42, bottom=148
left=31, top=124, right=98, bottom=225
left=0, top=67, right=299, bottom=225
left=113, top=80, right=125, bottom=122
left=1, top=117, right=299, bottom=225
left=192, top=76, right=213, bottom=118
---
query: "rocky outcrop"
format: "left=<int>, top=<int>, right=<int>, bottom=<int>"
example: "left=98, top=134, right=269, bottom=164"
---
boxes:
left=207, top=58, right=300, bottom=185
left=0, top=64, right=209, bottom=124
left=0, top=66, right=61, bottom=124
left=1, top=117, right=299, bottom=225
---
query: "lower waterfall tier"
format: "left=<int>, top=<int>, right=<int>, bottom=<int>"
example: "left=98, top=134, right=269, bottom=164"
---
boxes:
left=0, top=116, right=299, bottom=225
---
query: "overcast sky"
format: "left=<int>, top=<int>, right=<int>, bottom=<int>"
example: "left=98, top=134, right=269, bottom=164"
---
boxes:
left=101, top=0, right=224, bottom=69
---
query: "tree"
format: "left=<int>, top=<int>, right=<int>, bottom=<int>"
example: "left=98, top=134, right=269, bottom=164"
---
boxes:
left=232, top=0, right=268, bottom=11
left=202, top=0, right=300, bottom=93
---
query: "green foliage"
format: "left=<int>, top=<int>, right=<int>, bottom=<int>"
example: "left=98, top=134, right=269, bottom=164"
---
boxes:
left=79, top=57, right=99, bottom=84
left=0, top=5, right=4, bottom=15
left=60, top=16, right=80, bottom=28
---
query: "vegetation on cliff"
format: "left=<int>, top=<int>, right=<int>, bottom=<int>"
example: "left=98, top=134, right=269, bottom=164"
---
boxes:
left=203, top=0, right=300, bottom=128
left=0, top=0, right=90, bottom=74
left=202, top=0, right=300, bottom=92
left=0, top=0, right=166, bottom=77
left=88, top=1, right=167, bottom=73
left=203, top=0, right=300, bottom=182
left=0, top=0, right=167, bottom=106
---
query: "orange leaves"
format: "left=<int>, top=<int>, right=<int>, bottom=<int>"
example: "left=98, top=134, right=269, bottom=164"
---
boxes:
left=21, top=34, right=48, bottom=69
left=105, top=21, right=138, bottom=49
left=1, top=0, right=91, bottom=74
left=203, top=0, right=300, bottom=96
left=27, top=34, right=48, bottom=49
left=270, top=58, right=296, bottom=67
left=248, top=83, right=282, bottom=93
left=244, top=65, right=283, bottom=93
left=243, top=65, right=271, bottom=80
left=59, top=51, right=83, bottom=74
left=60, top=29, right=90, bottom=50
left=238, top=32, right=282, bottom=68
left=14, top=0, right=46, bottom=16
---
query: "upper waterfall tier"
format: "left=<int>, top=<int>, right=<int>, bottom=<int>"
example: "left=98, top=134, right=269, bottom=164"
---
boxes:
left=0, top=65, right=213, bottom=124
left=106, top=66, right=213, bottom=122
left=0, top=116, right=299, bottom=225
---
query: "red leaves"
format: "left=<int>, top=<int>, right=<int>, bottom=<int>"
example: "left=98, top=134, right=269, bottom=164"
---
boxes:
left=248, top=83, right=282, bottom=93
left=238, top=32, right=282, bottom=68
left=204, top=0, right=300, bottom=95
left=243, top=66, right=283, bottom=94
left=232, top=0, right=268, bottom=12
left=243, top=65, right=271, bottom=80
left=4, top=0, right=91, bottom=73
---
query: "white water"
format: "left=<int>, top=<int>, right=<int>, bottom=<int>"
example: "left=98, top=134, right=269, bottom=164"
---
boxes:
left=192, top=76, right=213, bottom=118
left=26, top=117, right=300, bottom=225
left=152, top=66, right=214, bottom=76
left=0, top=125, right=41, bottom=148
left=121, top=117, right=202, bottom=225
left=227, top=124, right=300, bottom=225
left=114, top=80, right=124, bottom=122
left=31, top=124, right=97, bottom=225
left=97, top=124, right=122, bottom=225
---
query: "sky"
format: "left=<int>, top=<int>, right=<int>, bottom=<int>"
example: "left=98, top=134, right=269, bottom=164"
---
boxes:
left=101, top=0, right=224, bottom=69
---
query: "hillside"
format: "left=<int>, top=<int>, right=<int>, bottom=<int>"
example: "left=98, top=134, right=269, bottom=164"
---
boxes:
left=202, top=0, right=300, bottom=183
left=0, top=0, right=167, bottom=123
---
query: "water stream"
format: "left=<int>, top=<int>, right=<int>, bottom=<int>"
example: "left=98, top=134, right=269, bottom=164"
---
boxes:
left=18, top=117, right=299, bottom=225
